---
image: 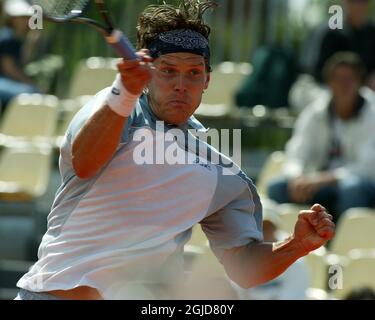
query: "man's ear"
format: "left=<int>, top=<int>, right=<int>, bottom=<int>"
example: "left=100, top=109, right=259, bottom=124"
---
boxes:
left=204, top=72, right=211, bottom=90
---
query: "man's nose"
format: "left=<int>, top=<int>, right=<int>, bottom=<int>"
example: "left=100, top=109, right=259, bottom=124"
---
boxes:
left=173, top=74, right=188, bottom=92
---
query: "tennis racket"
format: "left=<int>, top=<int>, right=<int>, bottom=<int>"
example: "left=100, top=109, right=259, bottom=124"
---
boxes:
left=27, top=0, right=137, bottom=60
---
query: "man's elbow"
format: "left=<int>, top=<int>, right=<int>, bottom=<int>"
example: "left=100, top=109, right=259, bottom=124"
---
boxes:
left=222, top=249, right=270, bottom=289
left=72, top=157, right=97, bottom=179
left=227, top=272, right=262, bottom=289
left=223, top=259, right=263, bottom=289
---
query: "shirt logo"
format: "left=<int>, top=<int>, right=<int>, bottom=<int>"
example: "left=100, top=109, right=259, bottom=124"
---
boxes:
left=111, top=87, right=121, bottom=95
left=193, top=158, right=211, bottom=171
left=199, top=163, right=212, bottom=171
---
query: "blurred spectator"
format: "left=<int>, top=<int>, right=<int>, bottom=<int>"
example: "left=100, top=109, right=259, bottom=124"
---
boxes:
left=308, top=0, right=375, bottom=85
left=234, top=46, right=298, bottom=109
left=268, top=52, right=375, bottom=223
left=231, top=200, right=310, bottom=300
left=345, top=287, right=375, bottom=300
left=290, top=0, right=375, bottom=113
left=0, top=0, right=40, bottom=114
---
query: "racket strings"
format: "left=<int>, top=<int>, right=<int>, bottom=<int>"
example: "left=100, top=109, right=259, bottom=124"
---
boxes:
left=33, top=0, right=90, bottom=19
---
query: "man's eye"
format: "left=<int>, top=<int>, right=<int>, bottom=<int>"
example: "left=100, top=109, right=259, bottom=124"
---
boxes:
left=190, top=69, right=202, bottom=75
left=161, top=68, right=175, bottom=74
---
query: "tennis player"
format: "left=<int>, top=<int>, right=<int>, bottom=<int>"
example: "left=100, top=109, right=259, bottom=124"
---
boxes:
left=15, top=0, right=335, bottom=300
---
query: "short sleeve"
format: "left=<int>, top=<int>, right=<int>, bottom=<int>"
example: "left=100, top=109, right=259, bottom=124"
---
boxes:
left=200, top=184, right=263, bottom=262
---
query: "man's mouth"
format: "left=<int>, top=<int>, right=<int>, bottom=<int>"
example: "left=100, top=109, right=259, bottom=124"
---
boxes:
left=169, top=100, right=189, bottom=106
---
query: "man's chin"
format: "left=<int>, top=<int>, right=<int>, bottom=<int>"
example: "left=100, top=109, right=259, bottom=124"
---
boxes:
left=163, top=115, right=190, bottom=126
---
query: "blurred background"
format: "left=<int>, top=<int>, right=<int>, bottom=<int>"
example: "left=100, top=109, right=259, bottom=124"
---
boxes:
left=0, top=0, right=375, bottom=300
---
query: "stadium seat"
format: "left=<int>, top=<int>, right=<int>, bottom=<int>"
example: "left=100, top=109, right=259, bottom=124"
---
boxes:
left=182, top=246, right=237, bottom=299
left=0, top=259, right=33, bottom=300
left=195, top=62, right=251, bottom=120
left=188, top=225, right=209, bottom=248
left=333, top=250, right=375, bottom=299
left=305, top=288, right=332, bottom=300
left=0, top=94, right=59, bottom=146
left=0, top=145, right=53, bottom=202
left=54, top=96, right=93, bottom=147
left=67, top=57, right=117, bottom=98
left=256, top=151, right=285, bottom=197
left=202, top=61, right=252, bottom=107
left=329, top=208, right=375, bottom=256
left=184, top=225, right=238, bottom=299
left=304, top=247, right=329, bottom=290
left=54, top=57, right=118, bottom=146
left=278, top=203, right=309, bottom=234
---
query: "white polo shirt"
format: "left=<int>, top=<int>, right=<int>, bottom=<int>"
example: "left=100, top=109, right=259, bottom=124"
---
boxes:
left=17, top=89, right=263, bottom=299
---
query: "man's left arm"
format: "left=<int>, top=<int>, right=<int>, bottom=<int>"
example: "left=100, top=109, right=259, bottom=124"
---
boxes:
left=222, top=204, right=335, bottom=288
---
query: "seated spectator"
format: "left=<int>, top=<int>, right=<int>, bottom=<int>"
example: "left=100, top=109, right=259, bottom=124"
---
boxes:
left=0, top=0, right=40, bottom=114
left=231, top=200, right=310, bottom=300
left=309, top=0, right=375, bottom=86
left=268, top=52, right=375, bottom=223
left=290, top=0, right=375, bottom=112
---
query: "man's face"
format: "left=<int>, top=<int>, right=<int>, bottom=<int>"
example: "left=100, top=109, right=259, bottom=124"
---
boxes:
left=329, top=65, right=362, bottom=119
left=328, top=65, right=361, bottom=101
left=344, top=0, right=370, bottom=26
left=147, top=52, right=210, bottom=126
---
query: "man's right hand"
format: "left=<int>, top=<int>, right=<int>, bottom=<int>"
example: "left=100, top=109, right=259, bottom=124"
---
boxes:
left=288, top=176, right=312, bottom=203
left=117, top=49, right=153, bottom=95
left=288, top=173, right=337, bottom=203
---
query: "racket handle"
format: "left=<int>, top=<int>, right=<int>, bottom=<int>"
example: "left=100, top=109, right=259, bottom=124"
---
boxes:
left=106, top=30, right=137, bottom=60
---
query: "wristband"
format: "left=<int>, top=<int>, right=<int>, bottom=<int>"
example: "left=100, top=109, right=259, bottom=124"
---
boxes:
left=105, top=74, right=139, bottom=117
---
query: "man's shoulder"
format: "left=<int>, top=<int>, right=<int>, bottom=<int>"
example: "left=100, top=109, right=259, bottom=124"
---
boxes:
left=301, top=94, right=331, bottom=118
left=361, top=90, right=375, bottom=117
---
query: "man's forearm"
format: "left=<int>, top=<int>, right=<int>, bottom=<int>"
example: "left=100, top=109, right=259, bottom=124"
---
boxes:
left=71, top=56, right=151, bottom=179
left=72, top=105, right=128, bottom=179
left=1, top=55, right=35, bottom=85
left=222, top=236, right=307, bottom=289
